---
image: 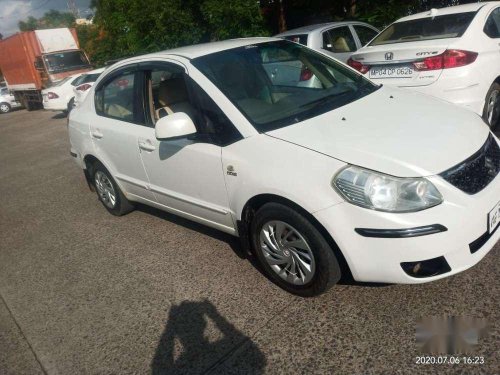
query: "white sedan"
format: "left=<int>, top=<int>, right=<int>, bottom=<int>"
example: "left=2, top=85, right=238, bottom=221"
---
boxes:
left=347, top=2, right=500, bottom=129
left=71, top=67, right=106, bottom=110
left=42, top=73, right=84, bottom=112
left=68, top=38, right=500, bottom=296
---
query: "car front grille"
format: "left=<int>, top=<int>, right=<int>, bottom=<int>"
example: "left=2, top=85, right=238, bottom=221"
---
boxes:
left=440, top=134, right=500, bottom=195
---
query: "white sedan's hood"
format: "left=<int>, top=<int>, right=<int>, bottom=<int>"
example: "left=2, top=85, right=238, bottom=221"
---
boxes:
left=267, top=87, right=490, bottom=177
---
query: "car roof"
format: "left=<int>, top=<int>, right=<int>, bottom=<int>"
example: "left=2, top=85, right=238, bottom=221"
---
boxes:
left=145, top=37, right=280, bottom=60
left=85, top=67, right=106, bottom=75
left=275, top=21, right=373, bottom=37
left=397, top=2, right=495, bottom=22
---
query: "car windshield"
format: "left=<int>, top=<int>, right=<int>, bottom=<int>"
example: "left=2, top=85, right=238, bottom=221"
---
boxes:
left=43, top=51, right=91, bottom=73
left=192, top=41, right=378, bottom=132
left=370, top=12, right=476, bottom=46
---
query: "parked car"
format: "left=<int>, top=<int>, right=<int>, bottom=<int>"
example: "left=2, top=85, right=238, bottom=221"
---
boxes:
left=0, top=87, right=22, bottom=113
left=347, top=2, right=500, bottom=129
left=71, top=67, right=106, bottom=110
left=68, top=38, right=500, bottom=297
left=42, top=73, right=84, bottom=112
left=275, top=21, right=380, bottom=63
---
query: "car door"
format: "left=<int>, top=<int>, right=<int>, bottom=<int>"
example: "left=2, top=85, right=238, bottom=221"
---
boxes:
left=136, top=63, right=240, bottom=233
left=91, top=66, right=156, bottom=202
left=321, top=25, right=358, bottom=62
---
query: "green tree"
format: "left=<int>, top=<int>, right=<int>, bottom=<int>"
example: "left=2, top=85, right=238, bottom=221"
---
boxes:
left=89, top=0, right=269, bottom=65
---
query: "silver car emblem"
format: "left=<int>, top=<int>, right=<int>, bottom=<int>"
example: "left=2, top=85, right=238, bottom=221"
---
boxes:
left=385, top=52, right=394, bottom=61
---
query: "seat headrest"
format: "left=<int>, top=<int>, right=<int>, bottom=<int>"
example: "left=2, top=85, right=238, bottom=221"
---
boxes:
left=158, top=77, right=188, bottom=107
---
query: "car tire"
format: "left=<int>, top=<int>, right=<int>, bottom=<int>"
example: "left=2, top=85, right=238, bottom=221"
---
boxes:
left=250, top=202, right=341, bottom=297
left=0, top=102, right=11, bottom=113
left=92, top=161, right=134, bottom=216
left=67, top=97, right=75, bottom=113
left=483, top=82, right=500, bottom=130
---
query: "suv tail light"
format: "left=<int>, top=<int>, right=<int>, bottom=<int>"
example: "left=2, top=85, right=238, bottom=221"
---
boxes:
left=347, top=58, right=371, bottom=74
left=299, top=66, right=313, bottom=81
left=76, top=83, right=92, bottom=91
left=47, top=92, right=59, bottom=99
left=413, top=49, right=478, bottom=71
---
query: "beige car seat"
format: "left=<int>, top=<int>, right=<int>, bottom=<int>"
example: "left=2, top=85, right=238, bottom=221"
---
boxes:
left=333, top=37, right=351, bottom=52
left=156, top=77, right=195, bottom=120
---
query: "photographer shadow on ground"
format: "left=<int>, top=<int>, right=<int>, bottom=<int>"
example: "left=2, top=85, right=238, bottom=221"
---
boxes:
left=151, top=299, right=266, bottom=374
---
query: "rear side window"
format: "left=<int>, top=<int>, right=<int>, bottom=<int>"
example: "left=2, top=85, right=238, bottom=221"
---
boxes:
left=284, top=34, right=308, bottom=46
left=322, top=26, right=357, bottom=53
left=353, top=25, right=379, bottom=46
left=484, top=8, right=500, bottom=38
left=80, top=73, right=102, bottom=84
left=371, top=12, right=476, bottom=46
left=95, top=72, right=138, bottom=123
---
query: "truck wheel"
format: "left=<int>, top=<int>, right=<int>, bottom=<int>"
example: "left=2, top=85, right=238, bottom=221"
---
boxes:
left=25, top=100, right=35, bottom=111
left=483, top=82, right=500, bottom=130
left=0, top=103, right=11, bottom=113
left=250, top=203, right=341, bottom=297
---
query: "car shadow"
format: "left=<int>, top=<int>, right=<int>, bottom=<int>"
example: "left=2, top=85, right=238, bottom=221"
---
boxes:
left=135, top=204, right=391, bottom=289
left=135, top=203, right=246, bottom=259
left=151, top=299, right=266, bottom=374
left=51, top=112, right=67, bottom=119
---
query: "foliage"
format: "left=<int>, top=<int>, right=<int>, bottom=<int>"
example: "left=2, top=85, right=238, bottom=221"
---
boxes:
left=200, top=0, right=269, bottom=41
left=89, top=0, right=269, bottom=65
left=18, top=10, right=76, bottom=31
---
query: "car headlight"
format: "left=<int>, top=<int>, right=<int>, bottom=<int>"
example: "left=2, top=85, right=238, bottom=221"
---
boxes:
left=333, top=166, right=443, bottom=212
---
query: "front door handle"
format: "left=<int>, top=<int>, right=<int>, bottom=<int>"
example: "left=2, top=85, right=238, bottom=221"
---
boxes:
left=91, top=130, right=103, bottom=139
left=138, top=140, right=156, bottom=152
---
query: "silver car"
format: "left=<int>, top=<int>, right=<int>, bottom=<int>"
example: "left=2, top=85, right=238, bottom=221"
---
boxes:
left=275, top=21, right=379, bottom=63
left=0, top=87, right=22, bottom=113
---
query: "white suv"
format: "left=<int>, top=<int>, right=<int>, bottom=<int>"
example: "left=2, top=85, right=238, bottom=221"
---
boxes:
left=68, top=38, right=500, bottom=296
left=347, top=2, right=500, bottom=129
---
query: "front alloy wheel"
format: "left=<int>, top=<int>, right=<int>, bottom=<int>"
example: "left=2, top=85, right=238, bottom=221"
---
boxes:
left=260, top=221, right=316, bottom=285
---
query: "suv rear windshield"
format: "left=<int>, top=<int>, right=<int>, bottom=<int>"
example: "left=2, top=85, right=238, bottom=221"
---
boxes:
left=283, top=34, right=308, bottom=45
left=370, top=12, right=476, bottom=46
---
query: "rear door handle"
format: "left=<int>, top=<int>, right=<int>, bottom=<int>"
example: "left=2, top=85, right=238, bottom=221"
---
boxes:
left=91, top=130, right=103, bottom=139
left=138, top=140, right=156, bottom=152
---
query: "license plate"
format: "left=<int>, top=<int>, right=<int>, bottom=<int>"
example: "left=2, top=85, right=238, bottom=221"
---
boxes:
left=369, top=65, right=414, bottom=79
left=488, top=200, right=500, bottom=234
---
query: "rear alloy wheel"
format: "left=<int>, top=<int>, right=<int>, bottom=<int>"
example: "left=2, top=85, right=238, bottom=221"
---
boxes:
left=483, top=83, right=500, bottom=130
left=92, top=162, right=134, bottom=216
left=251, top=203, right=341, bottom=297
left=0, top=102, right=11, bottom=113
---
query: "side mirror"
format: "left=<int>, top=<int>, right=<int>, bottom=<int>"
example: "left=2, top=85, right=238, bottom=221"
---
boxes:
left=34, top=60, right=44, bottom=71
left=155, top=112, right=196, bottom=140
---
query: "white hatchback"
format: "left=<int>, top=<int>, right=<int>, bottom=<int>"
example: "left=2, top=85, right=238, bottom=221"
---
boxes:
left=348, top=2, right=500, bottom=129
left=68, top=38, right=500, bottom=296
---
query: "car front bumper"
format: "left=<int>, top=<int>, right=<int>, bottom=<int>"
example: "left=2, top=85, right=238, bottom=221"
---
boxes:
left=313, top=166, right=500, bottom=284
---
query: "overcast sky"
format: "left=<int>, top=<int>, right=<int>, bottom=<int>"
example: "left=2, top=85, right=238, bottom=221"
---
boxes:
left=0, top=0, right=92, bottom=37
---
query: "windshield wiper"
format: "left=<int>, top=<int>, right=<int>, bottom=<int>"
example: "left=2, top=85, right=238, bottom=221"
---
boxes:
left=299, top=90, right=351, bottom=109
